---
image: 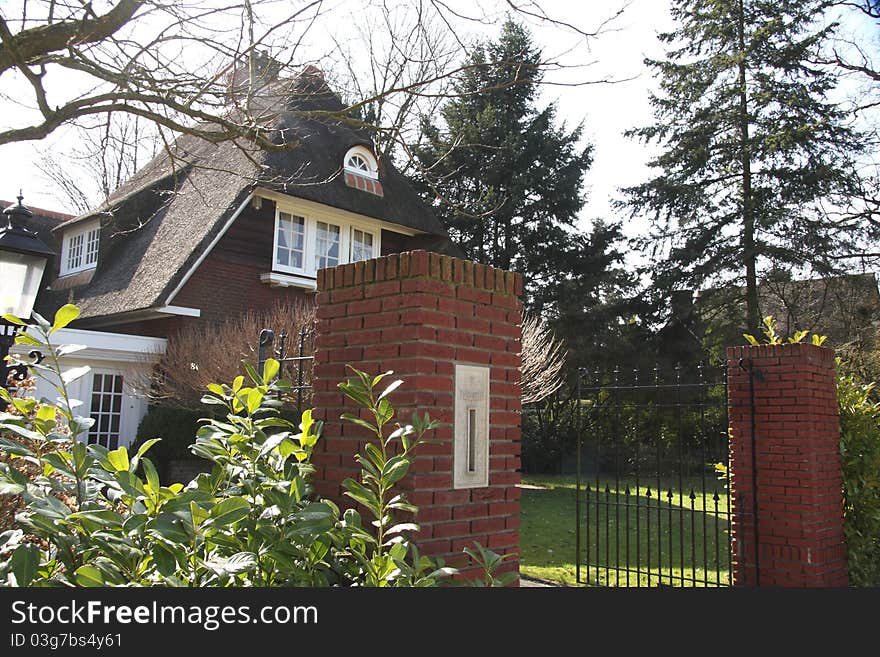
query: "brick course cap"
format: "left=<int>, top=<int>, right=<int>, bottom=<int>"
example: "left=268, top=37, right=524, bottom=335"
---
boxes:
left=318, top=250, right=523, bottom=296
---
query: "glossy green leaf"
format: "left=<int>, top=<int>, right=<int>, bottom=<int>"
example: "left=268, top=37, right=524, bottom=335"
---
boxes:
left=207, top=383, right=225, bottom=396
left=134, top=438, right=161, bottom=461
left=189, top=501, right=209, bottom=529
left=114, top=470, right=146, bottom=498
left=106, top=447, right=129, bottom=472
left=141, top=457, right=160, bottom=495
left=371, top=370, right=394, bottom=386
left=68, top=509, right=123, bottom=529
left=245, top=388, right=263, bottom=414
left=382, top=455, right=410, bottom=485
left=220, top=552, right=257, bottom=574
left=341, top=412, right=377, bottom=435
left=262, top=358, right=280, bottom=384
left=74, top=565, right=105, bottom=587
left=148, top=515, right=189, bottom=543
left=378, top=379, right=404, bottom=401
left=0, top=462, right=28, bottom=486
left=61, top=365, right=91, bottom=384
left=258, top=432, right=286, bottom=457
left=10, top=544, right=40, bottom=586
left=386, top=522, right=420, bottom=535
left=0, top=436, right=35, bottom=456
left=0, top=423, right=42, bottom=442
left=51, top=304, right=80, bottom=333
left=1, top=314, right=25, bottom=326
left=35, top=405, right=56, bottom=422
left=0, top=480, right=25, bottom=495
left=210, top=497, right=250, bottom=526
left=152, top=545, right=177, bottom=577
left=13, top=331, right=43, bottom=347
left=55, top=343, right=87, bottom=356
left=243, top=361, right=262, bottom=387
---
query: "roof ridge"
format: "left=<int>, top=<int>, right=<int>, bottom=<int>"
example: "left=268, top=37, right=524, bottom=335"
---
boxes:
left=1, top=200, right=74, bottom=223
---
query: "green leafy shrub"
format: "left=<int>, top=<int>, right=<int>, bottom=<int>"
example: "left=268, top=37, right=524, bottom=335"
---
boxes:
left=521, top=399, right=574, bottom=474
left=837, top=367, right=880, bottom=586
left=0, top=385, right=69, bottom=534
left=0, top=305, right=511, bottom=587
left=131, top=405, right=204, bottom=482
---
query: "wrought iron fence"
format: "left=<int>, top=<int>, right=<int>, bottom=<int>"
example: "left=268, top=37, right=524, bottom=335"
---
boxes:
left=256, top=326, right=314, bottom=412
left=575, top=363, right=732, bottom=587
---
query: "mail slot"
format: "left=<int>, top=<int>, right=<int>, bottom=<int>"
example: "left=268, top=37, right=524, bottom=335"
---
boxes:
left=454, top=363, right=490, bottom=488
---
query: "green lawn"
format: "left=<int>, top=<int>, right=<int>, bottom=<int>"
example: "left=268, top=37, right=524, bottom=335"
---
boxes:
left=520, top=474, right=732, bottom=587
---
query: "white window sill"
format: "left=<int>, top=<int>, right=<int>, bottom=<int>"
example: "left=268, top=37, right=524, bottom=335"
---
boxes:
left=260, top=272, right=317, bottom=291
left=59, top=264, right=97, bottom=277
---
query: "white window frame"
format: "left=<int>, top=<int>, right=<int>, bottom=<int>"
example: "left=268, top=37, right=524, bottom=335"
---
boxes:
left=60, top=221, right=100, bottom=276
left=314, top=220, right=343, bottom=271
left=271, top=205, right=380, bottom=280
left=87, top=371, right=125, bottom=450
left=272, top=212, right=307, bottom=275
left=350, top=227, right=375, bottom=263
left=343, top=145, right=379, bottom=180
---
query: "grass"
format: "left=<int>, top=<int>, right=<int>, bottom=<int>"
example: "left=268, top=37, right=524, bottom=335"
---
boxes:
left=520, top=474, right=732, bottom=587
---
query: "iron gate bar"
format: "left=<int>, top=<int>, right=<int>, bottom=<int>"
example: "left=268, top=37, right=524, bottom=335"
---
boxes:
left=258, top=327, right=314, bottom=411
left=633, top=367, right=640, bottom=587
left=614, top=367, right=622, bottom=586
left=575, top=373, right=582, bottom=585
left=676, top=365, right=685, bottom=587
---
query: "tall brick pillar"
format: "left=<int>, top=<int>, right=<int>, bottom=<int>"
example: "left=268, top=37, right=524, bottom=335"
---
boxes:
left=311, top=250, right=522, bottom=580
left=727, top=343, right=848, bottom=587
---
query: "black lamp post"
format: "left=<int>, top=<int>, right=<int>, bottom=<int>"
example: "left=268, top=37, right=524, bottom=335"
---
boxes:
left=0, top=194, right=55, bottom=389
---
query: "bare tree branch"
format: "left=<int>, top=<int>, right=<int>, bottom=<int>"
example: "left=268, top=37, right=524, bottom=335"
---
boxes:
left=132, top=299, right=316, bottom=407
left=521, top=313, right=567, bottom=404
left=0, top=0, right=140, bottom=73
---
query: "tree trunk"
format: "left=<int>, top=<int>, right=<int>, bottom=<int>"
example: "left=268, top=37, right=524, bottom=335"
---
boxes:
left=738, top=0, right=759, bottom=332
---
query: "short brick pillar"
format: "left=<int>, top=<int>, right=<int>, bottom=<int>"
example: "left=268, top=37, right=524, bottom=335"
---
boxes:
left=727, top=343, right=848, bottom=587
left=311, top=250, right=522, bottom=580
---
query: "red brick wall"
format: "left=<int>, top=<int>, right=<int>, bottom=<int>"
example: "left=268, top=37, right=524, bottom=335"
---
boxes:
left=727, top=343, right=848, bottom=586
left=312, top=250, right=522, bottom=581
left=172, top=200, right=310, bottom=327
left=172, top=251, right=310, bottom=327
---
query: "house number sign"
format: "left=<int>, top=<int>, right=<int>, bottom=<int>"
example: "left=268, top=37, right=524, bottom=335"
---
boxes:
left=453, top=363, right=490, bottom=488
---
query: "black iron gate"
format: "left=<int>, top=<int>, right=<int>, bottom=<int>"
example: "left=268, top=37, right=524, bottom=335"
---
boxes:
left=257, top=327, right=314, bottom=411
left=575, top=364, right=732, bottom=587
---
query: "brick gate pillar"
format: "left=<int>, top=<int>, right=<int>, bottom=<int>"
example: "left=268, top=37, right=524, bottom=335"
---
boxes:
left=727, top=343, right=847, bottom=586
left=311, top=250, right=522, bottom=580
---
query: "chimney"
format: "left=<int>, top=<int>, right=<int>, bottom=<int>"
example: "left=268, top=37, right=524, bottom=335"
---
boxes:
left=225, top=50, right=283, bottom=102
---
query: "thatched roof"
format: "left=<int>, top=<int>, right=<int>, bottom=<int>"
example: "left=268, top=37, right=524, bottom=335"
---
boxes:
left=45, top=68, right=447, bottom=321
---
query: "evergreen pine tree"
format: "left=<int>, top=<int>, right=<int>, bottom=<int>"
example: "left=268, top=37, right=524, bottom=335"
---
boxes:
left=413, top=19, right=611, bottom=315
left=622, top=0, right=873, bottom=332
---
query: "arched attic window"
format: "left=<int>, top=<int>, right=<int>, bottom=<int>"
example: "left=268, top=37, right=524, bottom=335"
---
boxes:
left=343, top=145, right=384, bottom=197
left=344, top=145, right=379, bottom=180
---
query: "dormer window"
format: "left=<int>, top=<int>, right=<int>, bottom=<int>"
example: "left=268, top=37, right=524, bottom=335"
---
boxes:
left=60, top=221, right=100, bottom=276
left=344, top=146, right=378, bottom=180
